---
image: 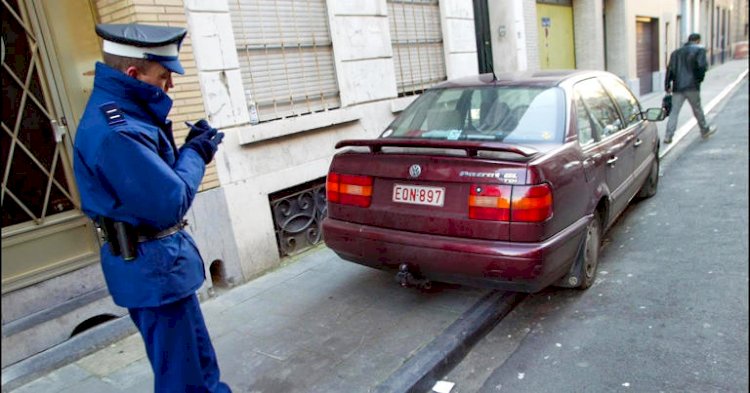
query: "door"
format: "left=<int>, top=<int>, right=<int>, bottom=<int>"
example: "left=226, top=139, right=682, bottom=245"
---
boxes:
left=472, top=0, right=493, bottom=74
left=636, top=18, right=659, bottom=95
left=1, top=0, right=100, bottom=293
left=575, top=78, right=635, bottom=223
left=536, top=1, right=576, bottom=70
left=599, top=75, right=655, bottom=200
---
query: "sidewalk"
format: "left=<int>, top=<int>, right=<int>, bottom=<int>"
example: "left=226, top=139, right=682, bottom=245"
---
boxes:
left=7, top=247, right=491, bottom=393
left=4, top=59, right=748, bottom=393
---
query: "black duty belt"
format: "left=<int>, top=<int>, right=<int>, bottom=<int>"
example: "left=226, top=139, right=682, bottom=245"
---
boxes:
left=137, top=220, right=188, bottom=242
left=96, top=218, right=188, bottom=261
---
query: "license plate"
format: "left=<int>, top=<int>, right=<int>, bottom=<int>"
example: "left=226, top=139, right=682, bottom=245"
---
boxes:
left=392, top=184, right=445, bottom=207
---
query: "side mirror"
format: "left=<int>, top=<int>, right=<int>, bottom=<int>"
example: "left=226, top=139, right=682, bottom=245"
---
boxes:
left=644, top=107, right=666, bottom=121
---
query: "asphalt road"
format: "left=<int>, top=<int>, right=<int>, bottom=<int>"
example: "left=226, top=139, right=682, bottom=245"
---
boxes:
left=441, top=79, right=749, bottom=393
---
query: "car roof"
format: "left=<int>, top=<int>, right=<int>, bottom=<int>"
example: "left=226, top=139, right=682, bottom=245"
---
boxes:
left=431, top=70, right=615, bottom=89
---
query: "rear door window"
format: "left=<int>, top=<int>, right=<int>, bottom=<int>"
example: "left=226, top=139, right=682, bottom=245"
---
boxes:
left=600, top=76, right=642, bottom=127
left=574, top=93, right=597, bottom=146
left=573, top=78, right=623, bottom=138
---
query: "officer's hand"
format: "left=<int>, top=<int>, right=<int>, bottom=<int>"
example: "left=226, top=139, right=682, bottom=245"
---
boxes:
left=184, top=119, right=215, bottom=143
left=182, top=129, right=225, bottom=164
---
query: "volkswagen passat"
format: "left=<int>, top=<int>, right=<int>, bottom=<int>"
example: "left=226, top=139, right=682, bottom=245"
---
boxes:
left=323, top=71, right=664, bottom=292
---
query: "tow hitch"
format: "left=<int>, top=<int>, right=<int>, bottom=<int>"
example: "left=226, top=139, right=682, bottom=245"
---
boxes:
left=396, top=263, right=432, bottom=290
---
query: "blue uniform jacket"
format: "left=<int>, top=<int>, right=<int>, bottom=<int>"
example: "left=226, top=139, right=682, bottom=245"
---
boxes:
left=74, top=62, right=206, bottom=308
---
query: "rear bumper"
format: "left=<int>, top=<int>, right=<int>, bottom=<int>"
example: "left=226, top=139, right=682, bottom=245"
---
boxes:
left=322, top=215, right=591, bottom=293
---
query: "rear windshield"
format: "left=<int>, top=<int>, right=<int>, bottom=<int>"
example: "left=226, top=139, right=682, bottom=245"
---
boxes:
left=383, top=86, right=566, bottom=144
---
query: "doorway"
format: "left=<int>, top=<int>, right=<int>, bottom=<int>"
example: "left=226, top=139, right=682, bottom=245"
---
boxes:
left=1, top=0, right=100, bottom=292
left=636, top=17, right=659, bottom=95
left=472, top=0, right=493, bottom=74
left=536, top=1, right=576, bottom=69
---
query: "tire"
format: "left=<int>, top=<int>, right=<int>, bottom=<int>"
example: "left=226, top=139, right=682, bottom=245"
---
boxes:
left=575, top=215, right=602, bottom=290
left=554, top=214, right=602, bottom=290
left=637, top=154, right=659, bottom=199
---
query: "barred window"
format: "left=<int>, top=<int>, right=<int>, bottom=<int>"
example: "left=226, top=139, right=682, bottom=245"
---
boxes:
left=388, top=0, right=447, bottom=96
left=229, top=0, right=340, bottom=123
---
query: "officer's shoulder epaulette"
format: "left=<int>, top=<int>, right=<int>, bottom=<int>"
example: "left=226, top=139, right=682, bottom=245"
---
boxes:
left=99, top=102, right=128, bottom=127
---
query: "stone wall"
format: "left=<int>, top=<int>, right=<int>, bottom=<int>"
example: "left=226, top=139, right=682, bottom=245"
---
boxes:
left=184, top=0, right=480, bottom=281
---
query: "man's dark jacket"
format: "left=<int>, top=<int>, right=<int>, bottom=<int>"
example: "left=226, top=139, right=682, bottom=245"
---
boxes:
left=665, top=42, right=708, bottom=92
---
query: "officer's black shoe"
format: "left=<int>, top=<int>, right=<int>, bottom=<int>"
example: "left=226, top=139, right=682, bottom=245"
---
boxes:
left=663, top=136, right=673, bottom=144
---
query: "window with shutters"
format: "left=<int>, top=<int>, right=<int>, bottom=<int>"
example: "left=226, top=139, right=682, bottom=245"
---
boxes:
left=229, top=0, right=340, bottom=123
left=388, top=0, right=447, bottom=96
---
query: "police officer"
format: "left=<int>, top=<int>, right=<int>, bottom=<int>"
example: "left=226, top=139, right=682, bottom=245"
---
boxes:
left=73, top=24, right=231, bottom=392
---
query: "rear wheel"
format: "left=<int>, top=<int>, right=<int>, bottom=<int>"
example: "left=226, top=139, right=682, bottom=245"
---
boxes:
left=574, top=215, right=601, bottom=290
left=637, top=154, right=659, bottom=199
left=555, top=214, right=602, bottom=290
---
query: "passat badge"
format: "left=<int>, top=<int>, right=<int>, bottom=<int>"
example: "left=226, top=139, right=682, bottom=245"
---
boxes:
left=409, top=164, right=422, bottom=178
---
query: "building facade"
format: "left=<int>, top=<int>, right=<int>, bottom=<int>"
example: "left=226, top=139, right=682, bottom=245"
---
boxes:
left=483, top=0, right=745, bottom=96
left=1, top=0, right=478, bottom=370
left=1, top=0, right=746, bottom=374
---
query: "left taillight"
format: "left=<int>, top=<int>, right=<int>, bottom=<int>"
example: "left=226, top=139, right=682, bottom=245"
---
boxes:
left=469, top=184, right=511, bottom=221
left=327, top=172, right=373, bottom=207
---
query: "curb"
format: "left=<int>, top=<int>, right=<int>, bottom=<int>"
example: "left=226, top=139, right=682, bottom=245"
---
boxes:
left=373, top=291, right=524, bottom=393
left=1, top=316, right=137, bottom=392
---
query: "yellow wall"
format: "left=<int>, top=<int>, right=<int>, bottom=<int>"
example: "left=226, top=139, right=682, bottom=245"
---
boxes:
left=536, top=3, right=576, bottom=69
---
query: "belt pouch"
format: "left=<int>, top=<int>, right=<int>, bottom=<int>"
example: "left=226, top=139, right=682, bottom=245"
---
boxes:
left=114, top=222, right=138, bottom=261
left=100, top=218, right=122, bottom=256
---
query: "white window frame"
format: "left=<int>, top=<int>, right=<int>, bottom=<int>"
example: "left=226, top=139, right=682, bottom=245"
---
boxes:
left=388, top=0, right=447, bottom=96
left=229, top=0, right=341, bottom=123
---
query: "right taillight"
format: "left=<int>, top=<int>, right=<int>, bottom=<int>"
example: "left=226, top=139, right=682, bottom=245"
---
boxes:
left=510, top=183, right=553, bottom=222
left=327, top=172, right=373, bottom=208
left=468, top=183, right=553, bottom=222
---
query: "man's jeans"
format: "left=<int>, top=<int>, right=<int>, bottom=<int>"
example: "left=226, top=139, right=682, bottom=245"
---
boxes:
left=665, top=89, right=710, bottom=139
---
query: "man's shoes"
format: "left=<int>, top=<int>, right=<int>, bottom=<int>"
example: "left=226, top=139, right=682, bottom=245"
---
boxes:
left=663, top=136, right=673, bottom=144
left=701, top=125, right=717, bottom=139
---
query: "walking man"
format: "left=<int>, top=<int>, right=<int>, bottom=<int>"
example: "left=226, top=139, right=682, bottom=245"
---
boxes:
left=663, top=33, right=717, bottom=144
left=73, top=23, right=231, bottom=392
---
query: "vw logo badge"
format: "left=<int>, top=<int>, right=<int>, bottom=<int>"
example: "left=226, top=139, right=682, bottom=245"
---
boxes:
left=409, top=164, right=421, bottom=178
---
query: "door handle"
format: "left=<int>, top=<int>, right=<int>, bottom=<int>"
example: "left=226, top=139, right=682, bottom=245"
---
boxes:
left=606, top=156, right=618, bottom=166
left=584, top=153, right=602, bottom=166
left=634, top=138, right=643, bottom=147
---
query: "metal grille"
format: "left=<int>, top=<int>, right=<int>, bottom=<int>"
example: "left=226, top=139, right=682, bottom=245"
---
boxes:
left=388, top=0, right=447, bottom=96
left=270, top=179, right=327, bottom=257
left=1, top=0, right=76, bottom=228
left=229, top=0, right=340, bottom=123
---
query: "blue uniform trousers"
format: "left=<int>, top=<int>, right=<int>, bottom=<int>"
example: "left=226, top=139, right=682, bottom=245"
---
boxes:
left=128, top=294, right=231, bottom=392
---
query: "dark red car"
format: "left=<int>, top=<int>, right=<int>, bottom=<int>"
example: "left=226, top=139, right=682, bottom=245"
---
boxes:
left=323, top=70, right=664, bottom=292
